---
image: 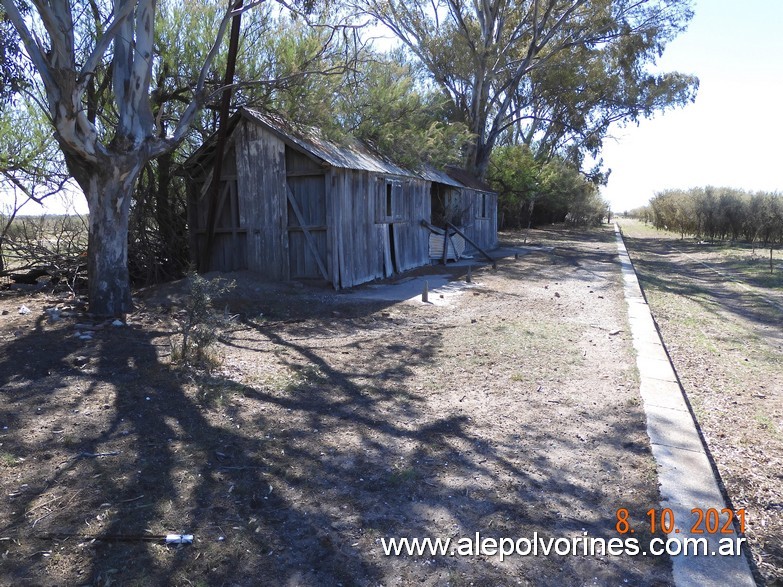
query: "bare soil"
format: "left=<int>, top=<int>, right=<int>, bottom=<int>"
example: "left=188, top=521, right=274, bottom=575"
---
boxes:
left=0, top=226, right=671, bottom=586
left=620, top=219, right=783, bottom=586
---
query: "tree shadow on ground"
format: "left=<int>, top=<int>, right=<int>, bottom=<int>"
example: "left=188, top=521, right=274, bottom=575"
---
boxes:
left=0, top=240, right=669, bottom=586
left=623, top=235, right=783, bottom=333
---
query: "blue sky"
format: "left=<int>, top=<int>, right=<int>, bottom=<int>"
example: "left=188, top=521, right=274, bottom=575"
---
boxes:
left=6, top=0, right=782, bottom=217
left=600, top=0, right=783, bottom=212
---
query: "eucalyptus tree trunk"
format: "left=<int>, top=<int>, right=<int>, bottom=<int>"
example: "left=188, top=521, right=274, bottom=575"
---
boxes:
left=72, top=155, right=144, bottom=316
left=0, top=0, right=248, bottom=316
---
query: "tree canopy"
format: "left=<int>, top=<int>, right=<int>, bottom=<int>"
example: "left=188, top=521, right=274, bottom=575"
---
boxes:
left=0, top=5, right=27, bottom=105
left=644, top=187, right=783, bottom=245
left=362, top=0, right=699, bottom=178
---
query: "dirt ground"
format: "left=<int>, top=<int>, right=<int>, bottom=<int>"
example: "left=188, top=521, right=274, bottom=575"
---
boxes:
left=1, top=226, right=672, bottom=586
left=620, top=219, right=783, bottom=586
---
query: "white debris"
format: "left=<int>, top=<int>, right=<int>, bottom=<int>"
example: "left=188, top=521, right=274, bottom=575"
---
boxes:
left=111, top=319, right=125, bottom=327
left=164, top=534, right=193, bottom=544
left=18, top=305, right=31, bottom=315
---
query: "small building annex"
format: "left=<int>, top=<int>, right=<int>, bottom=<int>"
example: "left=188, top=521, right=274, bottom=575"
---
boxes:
left=183, top=108, right=498, bottom=289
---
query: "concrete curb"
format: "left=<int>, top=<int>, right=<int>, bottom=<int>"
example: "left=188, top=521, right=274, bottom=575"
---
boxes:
left=614, top=225, right=757, bottom=587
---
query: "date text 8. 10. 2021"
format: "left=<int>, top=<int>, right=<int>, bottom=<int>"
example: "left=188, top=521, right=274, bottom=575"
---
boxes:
left=615, top=508, right=746, bottom=535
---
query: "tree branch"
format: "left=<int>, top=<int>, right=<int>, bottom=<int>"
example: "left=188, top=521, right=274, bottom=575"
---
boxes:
left=158, top=0, right=267, bottom=154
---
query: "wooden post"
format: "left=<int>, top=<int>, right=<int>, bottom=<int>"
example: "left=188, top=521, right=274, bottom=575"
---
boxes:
left=466, top=265, right=472, bottom=283
left=446, top=222, right=496, bottom=268
left=201, top=0, right=243, bottom=271
left=422, top=280, right=429, bottom=303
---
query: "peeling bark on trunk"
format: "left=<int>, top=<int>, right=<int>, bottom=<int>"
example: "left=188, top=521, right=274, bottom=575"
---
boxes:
left=0, top=0, right=256, bottom=315
left=76, top=158, right=139, bottom=317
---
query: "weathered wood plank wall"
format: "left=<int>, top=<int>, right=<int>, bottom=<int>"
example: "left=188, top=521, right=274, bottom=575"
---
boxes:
left=235, top=120, right=288, bottom=280
left=189, top=114, right=497, bottom=287
left=447, top=187, right=498, bottom=253
left=393, top=179, right=430, bottom=273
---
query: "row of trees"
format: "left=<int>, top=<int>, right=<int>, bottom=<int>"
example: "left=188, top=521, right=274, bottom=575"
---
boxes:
left=1, top=0, right=698, bottom=315
left=488, top=144, right=609, bottom=229
left=632, top=187, right=783, bottom=245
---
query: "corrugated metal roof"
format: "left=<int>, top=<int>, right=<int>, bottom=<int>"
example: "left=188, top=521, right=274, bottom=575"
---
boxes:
left=184, top=108, right=495, bottom=194
left=241, top=108, right=415, bottom=177
left=445, top=165, right=495, bottom=193
left=419, top=165, right=464, bottom=188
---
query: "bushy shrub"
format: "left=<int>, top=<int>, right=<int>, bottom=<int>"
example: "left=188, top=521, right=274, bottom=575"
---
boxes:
left=488, top=145, right=609, bottom=228
left=174, top=273, right=236, bottom=369
left=649, top=187, right=783, bottom=245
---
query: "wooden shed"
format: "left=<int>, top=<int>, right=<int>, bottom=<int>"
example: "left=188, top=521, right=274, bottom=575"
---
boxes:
left=184, top=108, right=498, bottom=289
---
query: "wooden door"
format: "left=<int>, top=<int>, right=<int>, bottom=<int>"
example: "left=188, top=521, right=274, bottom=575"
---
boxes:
left=286, top=175, right=329, bottom=280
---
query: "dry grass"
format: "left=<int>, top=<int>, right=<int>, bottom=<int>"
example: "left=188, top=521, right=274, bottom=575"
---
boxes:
left=620, top=218, right=783, bottom=585
left=0, top=225, right=673, bottom=586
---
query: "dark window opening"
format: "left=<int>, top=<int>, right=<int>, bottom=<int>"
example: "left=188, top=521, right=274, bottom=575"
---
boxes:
left=386, top=182, right=394, bottom=217
left=476, top=193, right=488, bottom=219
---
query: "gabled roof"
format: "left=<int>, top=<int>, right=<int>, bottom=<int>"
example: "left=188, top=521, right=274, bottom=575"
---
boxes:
left=183, top=107, right=495, bottom=194
left=445, top=165, right=495, bottom=193
left=241, top=108, right=415, bottom=178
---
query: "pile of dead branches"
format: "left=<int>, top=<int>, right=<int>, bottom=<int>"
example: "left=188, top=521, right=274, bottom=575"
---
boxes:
left=0, top=213, right=87, bottom=292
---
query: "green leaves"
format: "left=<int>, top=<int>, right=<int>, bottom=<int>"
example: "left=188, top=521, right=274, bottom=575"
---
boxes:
left=333, top=58, right=472, bottom=170
left=488, top=143, right=608, bottom=228
left=0, top=5, right=27, bottom=105
left=649, top=188, right=783, bottom=244
left=363, top=0, right=699, bottom=177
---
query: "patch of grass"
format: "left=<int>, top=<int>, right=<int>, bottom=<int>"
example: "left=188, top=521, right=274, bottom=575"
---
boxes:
left=388, top=466, right=420, bottom=487
left=283, top=363, right=327, bottom=392
left=197, top=378, right=249, bottom=408
left=0, top=451, right=18, bottom=467
left=755, top=411, right=780, bottom=436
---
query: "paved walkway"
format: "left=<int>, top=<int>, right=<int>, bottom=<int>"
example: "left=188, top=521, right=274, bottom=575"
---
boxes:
left=615, top=225, right=757, bottom=587
left=346, top=245, right=550, bottom=305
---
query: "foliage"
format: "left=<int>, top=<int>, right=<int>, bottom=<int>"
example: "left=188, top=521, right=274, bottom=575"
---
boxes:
left=648, top=187, right=783, bottom=245
left=0, top=100, right=70, bottom=193
left=0, top=4, right=27, bottom=105
left=488, top=144, right=541, bottom=228
left=362, top=0, right=699, bottom=178
left=0, top=99, right=73, bottom=272
left=625, top=205, right=653, bottom=223
left=332, top=56, right=472, bottom=170
left=488, top=144, right=609, bottom=228
left=175, top=273, right=236, bottom=369
left=234, top=21, right=472, bottom=171
left=519, top=14, right=698, bottom=168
